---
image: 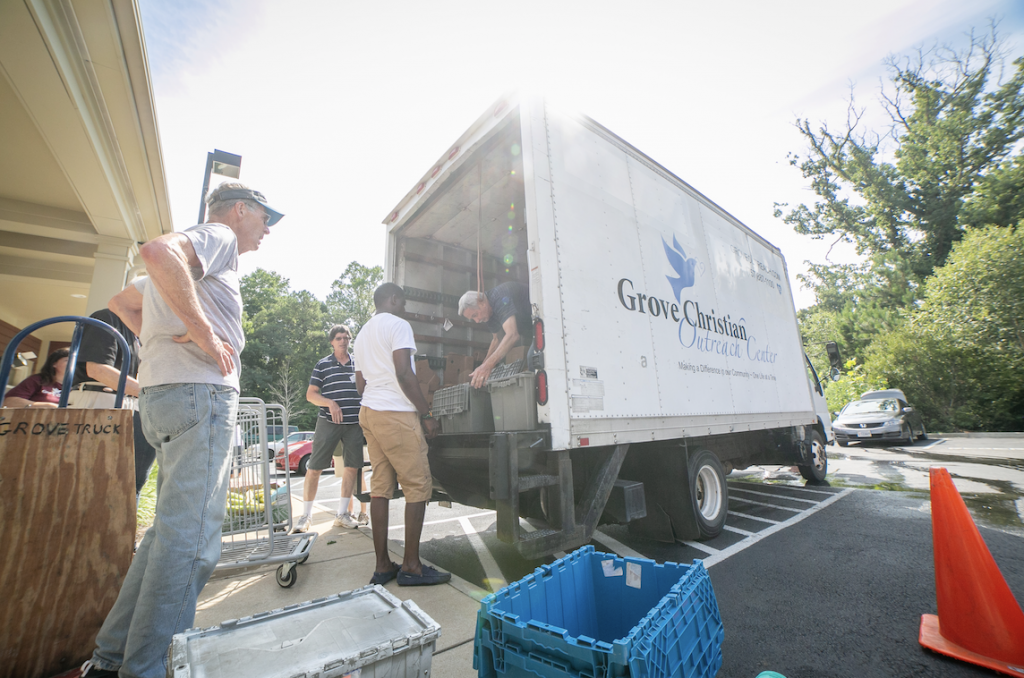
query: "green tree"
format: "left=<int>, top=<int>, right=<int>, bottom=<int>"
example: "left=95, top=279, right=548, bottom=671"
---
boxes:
left=824, top=358, right=888, bottom=416
left=864, top=226, right=1024, bottom=431
left=779, top=32, right=1024, bottom=282
left=325, top=262, right=383, bottom=336
left=240, top=268, right=290, bottom=320
left=785, top=28, right=1024, bottom=369
left=239, top=271, right=330, bottom=430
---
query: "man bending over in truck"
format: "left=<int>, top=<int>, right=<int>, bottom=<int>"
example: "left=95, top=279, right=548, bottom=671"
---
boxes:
left=355, top=283, right=450, bottom=586
left=458, top=281, right=531, bottom=388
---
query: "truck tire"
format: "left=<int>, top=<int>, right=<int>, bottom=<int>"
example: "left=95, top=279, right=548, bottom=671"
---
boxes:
left=688, top=450, right=727, bottom=539
left=798, top=431, right=827, bottom=482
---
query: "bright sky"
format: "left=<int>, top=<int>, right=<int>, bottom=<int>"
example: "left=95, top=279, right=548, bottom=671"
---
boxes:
left=138, top=0, right=1024, bottom=309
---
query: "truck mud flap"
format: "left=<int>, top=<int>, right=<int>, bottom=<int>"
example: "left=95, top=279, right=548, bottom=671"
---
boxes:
left=621, top=445, right=701, bottom=542
left=490, top=434, right=628, bottom=559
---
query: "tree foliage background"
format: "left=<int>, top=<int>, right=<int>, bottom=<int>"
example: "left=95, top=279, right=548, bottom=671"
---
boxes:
left=239, top=262, right=382, bottom=430
left=787, top=28, right=1024, bottom=431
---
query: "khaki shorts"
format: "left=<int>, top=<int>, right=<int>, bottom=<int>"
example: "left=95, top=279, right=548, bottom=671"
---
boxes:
left=359, top=406, right=432, bottom=503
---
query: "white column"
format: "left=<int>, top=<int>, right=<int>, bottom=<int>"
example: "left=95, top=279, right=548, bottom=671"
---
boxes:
left=86, top=239, right=136, bottom=314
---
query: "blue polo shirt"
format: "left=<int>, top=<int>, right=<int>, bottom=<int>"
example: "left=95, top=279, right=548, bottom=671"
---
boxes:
left=309, top=353, right=361, bottom=423
left=486, top=282, right=531, bottom=337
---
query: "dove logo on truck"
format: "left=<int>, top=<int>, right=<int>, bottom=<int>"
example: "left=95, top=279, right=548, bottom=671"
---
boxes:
left=616, top=234, right=776, bottom=363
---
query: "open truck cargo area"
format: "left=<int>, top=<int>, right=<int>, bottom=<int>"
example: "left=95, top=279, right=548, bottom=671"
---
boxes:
left=381, top=95, right=833, bottom=558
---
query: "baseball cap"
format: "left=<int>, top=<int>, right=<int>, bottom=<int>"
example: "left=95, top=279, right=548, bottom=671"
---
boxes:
left=208, top=187, right=285, bottom=226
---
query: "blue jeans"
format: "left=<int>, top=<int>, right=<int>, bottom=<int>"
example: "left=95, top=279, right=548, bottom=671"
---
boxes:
left=91, top=383, right=238, bottom=678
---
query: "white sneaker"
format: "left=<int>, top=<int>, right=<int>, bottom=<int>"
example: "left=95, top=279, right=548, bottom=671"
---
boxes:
left=357, top=512, right=369, bottom=526
left=293, top=514, right=312, bottom=533
left=333, top=512, right=359, bottom=528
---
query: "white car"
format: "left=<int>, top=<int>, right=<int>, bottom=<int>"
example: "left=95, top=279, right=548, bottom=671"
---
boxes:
left=268, top=430, right=315, bottom=456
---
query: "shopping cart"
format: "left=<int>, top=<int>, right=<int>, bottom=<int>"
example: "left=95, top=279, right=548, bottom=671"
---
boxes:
left=217, top=397, right=315, bottom=587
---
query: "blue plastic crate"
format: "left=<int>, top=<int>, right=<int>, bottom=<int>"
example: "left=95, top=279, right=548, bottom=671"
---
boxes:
left=473, top=546, right=723, bottom=678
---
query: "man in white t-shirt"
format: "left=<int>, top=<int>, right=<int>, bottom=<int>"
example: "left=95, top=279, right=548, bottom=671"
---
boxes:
left=354, top=283, right=450, bottom=586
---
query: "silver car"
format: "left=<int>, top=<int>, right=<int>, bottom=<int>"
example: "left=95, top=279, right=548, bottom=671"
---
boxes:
left=833, top=389, right=927, bottom=447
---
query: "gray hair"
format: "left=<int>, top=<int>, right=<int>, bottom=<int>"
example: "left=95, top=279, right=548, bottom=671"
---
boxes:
left=458, top=290, right=486, bottom=316
left=206, top=182, right=262, bottom=220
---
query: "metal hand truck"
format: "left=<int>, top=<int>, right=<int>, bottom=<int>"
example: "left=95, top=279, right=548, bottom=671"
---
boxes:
left=217, top=397, right=316, bottom=587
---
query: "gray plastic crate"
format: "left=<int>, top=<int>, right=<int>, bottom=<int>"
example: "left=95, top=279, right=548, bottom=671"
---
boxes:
left=168, top=585, right=440, bottom=678
left=487, top=372, right=537, bottom=431
left=432, top=382, right=494, bottom=433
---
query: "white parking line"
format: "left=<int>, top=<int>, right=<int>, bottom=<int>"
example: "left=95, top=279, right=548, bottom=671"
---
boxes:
left=728, top=510, right=780, bottom=525
left=729, top=496, right=803, bottom=512
left=592, top=529, right=646, bottom=559
left=702, top=488, right=854, bottom=568
left=388, top=510, right=495, bottom=531
left=723, top=524, right=755, bottom=537
left=729, top=481, right=838, bottom=497
left=729, top=487, right=819, bottom=504
left=680, top=540, right=720, bottom=555
left=459, top=517, right=507, bottom=591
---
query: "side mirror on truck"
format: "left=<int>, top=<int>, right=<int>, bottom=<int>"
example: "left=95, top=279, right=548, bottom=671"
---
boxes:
left=825, top=341, right=842, bottom=369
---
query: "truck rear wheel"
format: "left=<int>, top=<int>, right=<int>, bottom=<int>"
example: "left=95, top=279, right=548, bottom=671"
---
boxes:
left=688, top=450, right=727, bottom=539
left=798, top=431, right=827, bottom=482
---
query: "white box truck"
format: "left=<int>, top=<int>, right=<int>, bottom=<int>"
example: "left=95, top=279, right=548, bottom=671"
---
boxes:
left=379, top=95, right=835, bottom=558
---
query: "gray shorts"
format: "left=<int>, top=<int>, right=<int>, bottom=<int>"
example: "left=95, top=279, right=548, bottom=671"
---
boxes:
left=309, top=417, right=364, bottom=471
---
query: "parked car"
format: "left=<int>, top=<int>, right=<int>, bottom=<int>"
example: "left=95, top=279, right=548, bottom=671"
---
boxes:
left=275, top=440, right=333, bottom=476
left=832, top=389, right=927, bottom=447
left=268, top=430, right=315, bottom=456
left=267, top=424, right=298, bottom=443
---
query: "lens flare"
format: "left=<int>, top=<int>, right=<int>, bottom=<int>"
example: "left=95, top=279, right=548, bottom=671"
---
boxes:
left=504, top=254, right=514, bottom=265
left=511, top=144, right=521, bottom=156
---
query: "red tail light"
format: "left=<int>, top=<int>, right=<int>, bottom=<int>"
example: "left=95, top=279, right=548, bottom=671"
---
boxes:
left=533, top=318, right=545, bottom=352
left=536, top=370, right=548, bottom=405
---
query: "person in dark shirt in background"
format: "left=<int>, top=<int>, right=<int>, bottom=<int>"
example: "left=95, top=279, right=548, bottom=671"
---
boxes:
left=458, top=281, right=531, bottom=388
left=68, top=307, right=156, bottom=498
left=2, top=348, right=69, bottom=408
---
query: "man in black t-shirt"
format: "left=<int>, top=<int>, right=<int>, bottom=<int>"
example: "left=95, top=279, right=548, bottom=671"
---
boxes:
left=458, top=281, right=531, bottom=388
left=69, top=308, right=156, bottom=496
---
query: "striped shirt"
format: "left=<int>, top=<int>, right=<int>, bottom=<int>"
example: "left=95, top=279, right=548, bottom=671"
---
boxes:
left=309, top=353, right=361, bottom=423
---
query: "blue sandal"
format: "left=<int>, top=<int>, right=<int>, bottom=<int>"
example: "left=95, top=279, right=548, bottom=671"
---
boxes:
left=397, top=565, right=451, bottom=586
left=369, top=562, right=400, bottom=585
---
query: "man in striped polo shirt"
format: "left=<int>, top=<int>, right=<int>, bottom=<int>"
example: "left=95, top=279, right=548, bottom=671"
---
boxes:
left=295, top=324, right=367, bottom=532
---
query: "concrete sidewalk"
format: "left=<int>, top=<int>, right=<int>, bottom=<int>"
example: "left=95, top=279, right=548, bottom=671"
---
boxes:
left=196, top=508, right=487, bottom=677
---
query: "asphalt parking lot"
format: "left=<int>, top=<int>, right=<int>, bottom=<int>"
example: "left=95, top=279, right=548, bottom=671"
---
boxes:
left=277, top=434, right=1024, bottom=677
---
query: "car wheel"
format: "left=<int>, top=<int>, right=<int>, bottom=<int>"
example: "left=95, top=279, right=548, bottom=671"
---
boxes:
left=297, top=455, right=309, bottom=476
left=799, top=431, right=828, bottom=482
left=900, top=426, right=914, bottom=446
left=688, top=450, right=727, bottom=540
left=918, top=425, right=928, bottom=441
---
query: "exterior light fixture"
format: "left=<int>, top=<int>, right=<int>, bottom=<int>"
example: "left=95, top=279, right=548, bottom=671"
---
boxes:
left=197, top=149, right=242, bottom=224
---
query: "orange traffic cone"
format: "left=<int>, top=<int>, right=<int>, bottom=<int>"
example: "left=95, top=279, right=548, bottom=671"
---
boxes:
left=919, top=467, right=1024, bottom=676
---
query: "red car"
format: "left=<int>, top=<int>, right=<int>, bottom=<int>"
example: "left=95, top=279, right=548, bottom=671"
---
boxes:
left=275, top=440, right=333, bottom=476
